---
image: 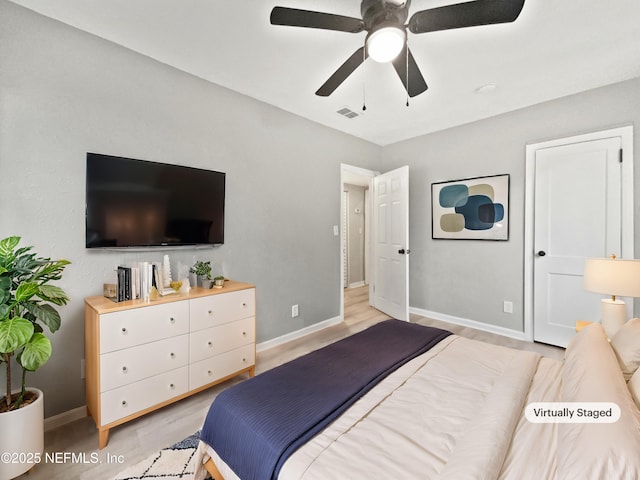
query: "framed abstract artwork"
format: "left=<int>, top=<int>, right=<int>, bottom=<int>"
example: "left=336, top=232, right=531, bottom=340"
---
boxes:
left=431, top=174, right=509, bottom=240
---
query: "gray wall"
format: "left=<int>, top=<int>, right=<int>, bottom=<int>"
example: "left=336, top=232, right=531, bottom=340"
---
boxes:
left=381, top=77, right=640, bottom=331
left=0, top=1, right=380, bottom=417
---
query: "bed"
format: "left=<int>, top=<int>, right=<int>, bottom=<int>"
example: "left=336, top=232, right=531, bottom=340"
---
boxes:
left=194, top=318, right=640, bottom=480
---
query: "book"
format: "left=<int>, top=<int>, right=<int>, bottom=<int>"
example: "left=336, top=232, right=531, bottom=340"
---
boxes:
left=116, top=267, right=125, bottom=302
left=115, top=266, right=132, bottom=302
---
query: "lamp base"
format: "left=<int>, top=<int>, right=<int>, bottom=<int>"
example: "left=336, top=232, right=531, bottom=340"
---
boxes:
left=601, top=298, right=626, bottom=338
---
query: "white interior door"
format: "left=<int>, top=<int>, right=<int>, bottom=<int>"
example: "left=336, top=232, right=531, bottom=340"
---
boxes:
left=533, top=137, right=623, bottom=346
left=373, top=166, right=409, bottom=321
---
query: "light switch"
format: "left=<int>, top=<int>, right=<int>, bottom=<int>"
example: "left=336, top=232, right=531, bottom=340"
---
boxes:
left=503, top=301, right=513, bottom=314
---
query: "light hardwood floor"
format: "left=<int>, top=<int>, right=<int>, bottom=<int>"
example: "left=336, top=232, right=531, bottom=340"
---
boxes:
left=19, top=285, right=563, bottom=479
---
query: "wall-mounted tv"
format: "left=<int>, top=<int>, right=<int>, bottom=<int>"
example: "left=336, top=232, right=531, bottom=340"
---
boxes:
left=86, top=153, right=225, bottom=248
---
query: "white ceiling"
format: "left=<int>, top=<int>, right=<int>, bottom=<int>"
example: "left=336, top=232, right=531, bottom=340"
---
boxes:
left=9, top=0, right=640, bottom=145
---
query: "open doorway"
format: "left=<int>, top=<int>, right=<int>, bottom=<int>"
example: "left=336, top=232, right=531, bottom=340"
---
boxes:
left=341, top=164, right=376, bottom=323
left=340, top=163, right=411, bottom=324
left=343, top=184, right=368, bottom=289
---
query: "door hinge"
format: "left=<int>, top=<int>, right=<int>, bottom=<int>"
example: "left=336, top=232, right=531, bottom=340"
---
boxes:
left=619, top=148, right=623, bottom=163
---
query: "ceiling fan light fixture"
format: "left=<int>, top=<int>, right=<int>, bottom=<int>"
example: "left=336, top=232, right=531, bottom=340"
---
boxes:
left=366, top=25, right=406, bottom=63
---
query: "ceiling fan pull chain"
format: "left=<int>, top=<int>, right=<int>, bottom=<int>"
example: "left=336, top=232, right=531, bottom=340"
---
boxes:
left=362, top=46, right=367, bottom=111
left=405, top=43, right=410, bottom=107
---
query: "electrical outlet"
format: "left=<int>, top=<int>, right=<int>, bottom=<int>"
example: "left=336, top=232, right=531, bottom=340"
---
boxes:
left=292, top=304, right=299, bottom=318
left=503, top=301, right=513, bottom=314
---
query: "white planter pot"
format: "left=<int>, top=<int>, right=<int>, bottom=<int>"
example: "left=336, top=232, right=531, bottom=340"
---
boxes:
left=0, top=388, right=44, bottom=480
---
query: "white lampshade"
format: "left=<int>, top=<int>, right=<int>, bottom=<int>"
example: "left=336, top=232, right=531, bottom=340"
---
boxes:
left=366, top=26, right=406, bottom=63
left=583, top=257, right=640, bottom=338
left=583, top=257, right=640, bottom=298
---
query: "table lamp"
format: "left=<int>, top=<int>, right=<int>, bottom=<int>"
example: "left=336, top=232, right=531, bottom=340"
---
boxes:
left=583, top=255, right=640, bottom=338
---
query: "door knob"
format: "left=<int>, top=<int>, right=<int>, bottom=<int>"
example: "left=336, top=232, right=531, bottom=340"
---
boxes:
left=537, top=250, right=546, bottom=257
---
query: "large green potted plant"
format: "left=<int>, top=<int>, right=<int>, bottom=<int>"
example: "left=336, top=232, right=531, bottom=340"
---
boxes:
left=0, top=236, right=70, bottom=478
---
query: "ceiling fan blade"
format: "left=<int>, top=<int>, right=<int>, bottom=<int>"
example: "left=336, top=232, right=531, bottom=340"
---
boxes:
left=316, top=47, right=366, bottom=97
left=392, top=46, right=428, bottom=97
left=408, top=0, right=525, bottom=34
left=271, top=7, right=365, bottom=33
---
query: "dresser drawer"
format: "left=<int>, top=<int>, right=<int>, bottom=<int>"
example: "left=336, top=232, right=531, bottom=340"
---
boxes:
left=190, top=317, right=255, bottom=363
left=100, top=366, right=189, bottom=426
left=189, top=344, right=255, bottom=390
left=190, top=288, right=255, bottom=331
left=100, top=302, right=189, bottom=353
left=100, top=335, right=189, bottom=392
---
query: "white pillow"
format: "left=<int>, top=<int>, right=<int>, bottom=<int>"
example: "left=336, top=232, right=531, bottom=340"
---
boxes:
left=630, top=368, right=640, bottom=411
left=610, top=317, right=640, bottom=381
left=558, top=323, right=640, bottom=480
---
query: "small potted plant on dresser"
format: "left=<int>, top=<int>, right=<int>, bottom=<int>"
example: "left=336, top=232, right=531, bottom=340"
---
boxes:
left=190, top=260, right=212, bottom=288
left=213, top=276, right=225, bottom=288
left=0, top=236, right=70, bottom=479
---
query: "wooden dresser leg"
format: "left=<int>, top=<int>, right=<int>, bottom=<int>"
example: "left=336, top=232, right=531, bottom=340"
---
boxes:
left=98, top=428, right=110, bottom=449
left=249, top=366, right=256, bottom=378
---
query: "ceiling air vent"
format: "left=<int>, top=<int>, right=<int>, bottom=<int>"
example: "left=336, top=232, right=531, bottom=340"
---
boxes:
left=337, top=107, right=360, bottom=119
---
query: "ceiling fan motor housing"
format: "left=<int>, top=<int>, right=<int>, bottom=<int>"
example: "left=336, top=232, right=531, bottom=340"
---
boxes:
left=361, top=0, right=410, bottom=31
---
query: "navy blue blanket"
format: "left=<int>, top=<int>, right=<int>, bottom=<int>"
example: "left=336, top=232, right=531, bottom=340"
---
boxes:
left=201, top=319, right=451, bottom=480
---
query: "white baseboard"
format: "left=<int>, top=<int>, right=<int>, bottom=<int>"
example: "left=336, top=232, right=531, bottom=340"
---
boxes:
left=256, top=316, right=343, bottom=353
left=44, top=405, right=86, bottom=432
left=347, top=281, right=365, bottom=289
left=256, top=308, right=529, bottom=354
left=410, top=307, right=528, bottom=342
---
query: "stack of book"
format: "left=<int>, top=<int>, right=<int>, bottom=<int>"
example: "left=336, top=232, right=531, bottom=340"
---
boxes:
left=113, top=261, right=176, bottom=302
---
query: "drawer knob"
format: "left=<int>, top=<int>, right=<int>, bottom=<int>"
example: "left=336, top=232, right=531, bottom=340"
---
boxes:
left=242, top=357, right=246, bottom=363
left=208, top=310, right=213, bottom=315
left=207, top=370, right=212, bottom=376
left=170, top=352, right=175, bottom=359
left=207, top=341, right=213, bottom=347
left=122, top=366, right=128, bottom=374
left=169, top=383, right=175, bottom=390
left=242, top=331, right=247, bottom=336
left=121, top=327, right=127, bottom=335
left=169, top=317, right=175, bottom=324
left=121, top=400, right=128, bottom=407
left=242, top=302, right=247, bottom=308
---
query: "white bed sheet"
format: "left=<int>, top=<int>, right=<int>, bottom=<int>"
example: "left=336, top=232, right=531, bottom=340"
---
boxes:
left=196, top=334, right=563, bottom=480
left=498, top=357, right=562, bottom=480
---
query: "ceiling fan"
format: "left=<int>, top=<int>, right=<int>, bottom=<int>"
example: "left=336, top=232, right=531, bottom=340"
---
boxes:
left=270, top=0, right=526, bottom=98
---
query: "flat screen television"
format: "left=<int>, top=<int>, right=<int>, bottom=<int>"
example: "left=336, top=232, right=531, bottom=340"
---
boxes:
left=86, top=153, right=225, bottom=248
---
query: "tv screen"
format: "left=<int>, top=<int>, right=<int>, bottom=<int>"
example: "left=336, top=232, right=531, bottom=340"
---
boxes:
left=86, top=153, right=225, bottom=248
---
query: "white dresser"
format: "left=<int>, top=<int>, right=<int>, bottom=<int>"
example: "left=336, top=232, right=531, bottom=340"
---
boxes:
left=84, top=281, right=255, bottom=448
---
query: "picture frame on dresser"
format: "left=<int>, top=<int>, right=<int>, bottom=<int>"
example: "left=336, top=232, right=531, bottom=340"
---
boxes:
left=84, top=281, right=256, bottom=448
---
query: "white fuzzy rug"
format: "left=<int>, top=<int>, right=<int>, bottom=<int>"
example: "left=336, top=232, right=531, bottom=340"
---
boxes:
left=112, top=431, right=211, bottom=480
